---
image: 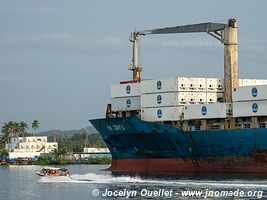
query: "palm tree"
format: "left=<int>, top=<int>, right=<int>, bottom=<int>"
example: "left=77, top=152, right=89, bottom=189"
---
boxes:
left=1, top=123, right=10, bottom=144
left=14, top=122, right=20, bottom=137
left=18, top=121, right=28, bottom=137
left=9, top=121, right=17, bottom=138
left=52, top=147, right=69, bottom=164
left=0, top=132, right=9, bottom=144
left=32, top=120, right=40, bottom=131
left=1, top=121, right=17, bottom=143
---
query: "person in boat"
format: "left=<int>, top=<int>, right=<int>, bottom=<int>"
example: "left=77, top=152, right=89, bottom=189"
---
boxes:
left=36, top=167, right=70, bottom=177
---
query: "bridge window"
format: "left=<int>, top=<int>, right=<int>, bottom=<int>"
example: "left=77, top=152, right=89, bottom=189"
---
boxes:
left=243, top=124, right=251, bottom=129
left=195, top=126, right=200, bottom=131
left=259, top=123, right=266, bottom=128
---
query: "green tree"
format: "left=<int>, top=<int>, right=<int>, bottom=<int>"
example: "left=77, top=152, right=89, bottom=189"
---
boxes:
left=18, top=121, right=28, bottom=137
left=1, top=121, right=18, bottom=143
left=0, top=148, right=8, bottom=157
left=52, top=147, right=69, bottom=164
left=1, top=124, right=9, bottom=144
left=32, top=120, right=40, bottom=131
left=9, top=121, right=18, bottom=138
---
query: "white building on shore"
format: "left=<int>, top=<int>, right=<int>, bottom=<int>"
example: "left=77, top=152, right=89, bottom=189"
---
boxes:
left=6, top=136, right=58, bottom=160
left=68, top=148, right=110, bottom=160
left=83, top=147, right=110, bottom=154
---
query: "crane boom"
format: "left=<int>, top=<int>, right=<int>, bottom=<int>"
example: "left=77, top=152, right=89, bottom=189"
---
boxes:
left=138, top=22, right=225, bottom=36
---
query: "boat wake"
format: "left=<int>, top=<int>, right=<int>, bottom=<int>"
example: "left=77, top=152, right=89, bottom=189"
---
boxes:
left=38, top=173, right=267, bottom=189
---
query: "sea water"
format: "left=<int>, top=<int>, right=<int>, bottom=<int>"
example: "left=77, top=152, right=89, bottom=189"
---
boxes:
left=0, top=165, right=266, bottom=200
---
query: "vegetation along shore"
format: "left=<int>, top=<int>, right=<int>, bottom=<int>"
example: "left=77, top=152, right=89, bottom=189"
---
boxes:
left=0, top=120, right=111, bottom=165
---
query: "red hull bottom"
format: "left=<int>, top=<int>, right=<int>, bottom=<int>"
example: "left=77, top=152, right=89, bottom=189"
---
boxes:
left=109, top=156, right=267, bottom=174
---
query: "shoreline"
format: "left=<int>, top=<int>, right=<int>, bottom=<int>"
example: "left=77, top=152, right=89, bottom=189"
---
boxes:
left=1, top=156, right=112, bottom=166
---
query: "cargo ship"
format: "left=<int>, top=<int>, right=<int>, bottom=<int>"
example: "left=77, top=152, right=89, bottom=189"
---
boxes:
left=90, top=19, right=267, bottom=174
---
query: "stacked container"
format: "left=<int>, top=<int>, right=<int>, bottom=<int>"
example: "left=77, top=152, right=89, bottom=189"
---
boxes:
left=110, top=77, right=267, bottom=121
left=188, top=77, right=197, bottom=91
left=111, top=82, right=141, bottom=111
left=195, top=92, right=207, bottom=104
left=206, top=78, right=218, bottom=92
left=142, top=106, right=184, bottom=122
left=141, top=92, right=188, bottom=108
left=140, top=77, right=188, bottom=94
left=196, top=78, right=206, bottom=91
left=141, top=77, right=189, bottom=121
left=183, top=103, right=227, bottom=120
left=111, top=82, right=141, bottom=98
left=239, top=79, right=267, bottom=86
left=140, top=77, right=225, bottom=121
left=233, top=85, right=267, bottom=117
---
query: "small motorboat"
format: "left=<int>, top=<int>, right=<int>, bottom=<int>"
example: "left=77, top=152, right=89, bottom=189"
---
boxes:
left=36, top=167, right=70, bottom=177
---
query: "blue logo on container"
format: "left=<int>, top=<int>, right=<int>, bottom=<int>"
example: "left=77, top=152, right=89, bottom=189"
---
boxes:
left=157, top=81, right=162, bottom=90
left=157, top=95, right=162, bottom=104
left=126, top=85, right=131, bottom=94
left=252, top=103, right=258, bottom=113
left=201, top=106, right=207, bottom=116
left=126, top=99, right=131, bottom=108
left=252, top=87, right=258, bottom=97
left=157, top=109, right=162, bottom=118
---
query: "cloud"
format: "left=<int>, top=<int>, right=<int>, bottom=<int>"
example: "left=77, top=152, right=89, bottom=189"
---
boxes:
left=0, top=33, right=128, bottom=55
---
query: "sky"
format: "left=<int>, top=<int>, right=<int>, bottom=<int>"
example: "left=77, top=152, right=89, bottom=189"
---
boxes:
left=0, top=0, right=267, bottom=131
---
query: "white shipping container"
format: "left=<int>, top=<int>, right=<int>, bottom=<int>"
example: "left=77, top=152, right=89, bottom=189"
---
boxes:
left=141, top=106, right=184, bottom=121
left=238, top=79, right=243, bottom=86
left=111, top=97, right=141, bottom=111
left=141, top=92, right=188, bottom=108
left=188, top=77, right=197, bottom=91
left=183, top=103, right=227, bottom=120
left=206, top=93, right=217, bottom=103
left=241, top=79, right=267, bottom=86
left=255, top=79, right=267, bottom=85
left=233, top=100, right=267, bottom=117
left=207, top=92, right=224, bottom=103
left=206, top=78, right=218, bottom=92
left=217, top=92, right=224, bottom=102
left=187, top=92, right=197, bottom=104
left=205, top=78, right=224, bottom=92
left=195, top=92, right=207, bottom=104
left=141, top=77, right=189, bottom=94
left=233, top=85, right=267, bottom=102
left=238, top=79, right=267, bottom=87
left=177, top=77, right=189, bottom=91
left=140, top=77, right=267, bottom=96
left=111, top=82, right=140, bottom=98
left=196, top=78, right=206, bottom=91
left=217, top=78, right=224, bottom=92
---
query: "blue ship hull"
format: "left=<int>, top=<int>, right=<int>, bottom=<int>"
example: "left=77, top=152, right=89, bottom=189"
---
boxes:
left=90, top=116, right=267, bottom=174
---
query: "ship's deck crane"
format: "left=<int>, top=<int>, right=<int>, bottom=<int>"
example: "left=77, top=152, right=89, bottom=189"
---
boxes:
left=129, top=19, right=238, bottom=104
